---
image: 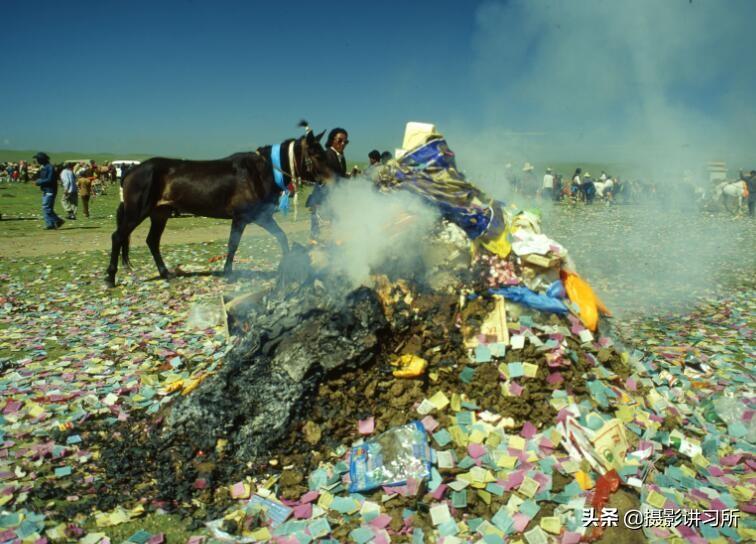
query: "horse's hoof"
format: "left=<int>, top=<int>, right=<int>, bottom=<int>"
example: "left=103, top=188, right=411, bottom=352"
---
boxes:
left=105, top=278, right=116, bottom=288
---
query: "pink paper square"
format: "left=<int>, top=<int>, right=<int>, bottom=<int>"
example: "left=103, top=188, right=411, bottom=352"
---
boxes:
left=468, top=443, right=486, bottom=458
left=720, top=454, right=742, bottom=466
left=707, top=466, right=724, bottom=477
left=293, top=503, right=312, bottom=519
left=299, top=490, right=319, bottom=503
left=521, top=421, right=537, bottom=439
left=372, top=530, right=390, bottom=544
left=369, top=513, right=392, bottom=529
left=358, top=417, right=375, bottom=435
left=512, top=513, right=530, bottom=532
left=230, top=481, right=248, bottom=499
left=421, top=416, right=439, bottom=433
left=509, top=382, right=524, bottom=396
left=430, top=483, right=448, bottom=500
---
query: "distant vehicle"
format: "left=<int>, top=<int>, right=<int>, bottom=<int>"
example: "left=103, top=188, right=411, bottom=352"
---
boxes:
left=112, top=160, right=141, bottom=178
left=62, top=158, right=92, bottom=165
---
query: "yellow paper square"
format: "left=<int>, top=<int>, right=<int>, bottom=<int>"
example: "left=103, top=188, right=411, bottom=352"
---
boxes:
left=508, top=436, right=526, bottom=450
left=429, top=391, right=450, bottom=411
left=733, top=485, right=754, bottom=502
left=317, top=491, right=334, bottom=510
left=692, top=454, right=710, bottom=468
left=507, top=494, right=524, bottom=512
left=477, top=489, right=492, bottom=504
left=561, top=460, right=580, bottom=473
left=646, top=490, right=667, bottom=509
left=615, top=405, right=634, bottom=423
left=248, top=527, right=271, bottom=541
left=550, top=397, right=568, bottom=411
left=518, top=476, right=539, bottom=498
left=523, top=363, right=538, bottom=378
left=496, top=454, right=518, bottom=469
left=468, top=426, right=486, bottom=442
left=451, top=393, right=461, bottom=412
left=469, top=467, right=487, bottom=484
left=450, top=426, right=469, bottom=447
left=486, top=433, right=502, bottom=448
left=540, top=516, right=562, bottom=534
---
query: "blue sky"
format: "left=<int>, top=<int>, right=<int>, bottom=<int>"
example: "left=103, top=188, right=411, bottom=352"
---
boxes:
left=1, top=0, right=754, bottom=164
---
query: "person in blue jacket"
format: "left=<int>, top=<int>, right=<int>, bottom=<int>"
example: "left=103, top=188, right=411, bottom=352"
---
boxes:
left=33, top=152, right=64, bottom=229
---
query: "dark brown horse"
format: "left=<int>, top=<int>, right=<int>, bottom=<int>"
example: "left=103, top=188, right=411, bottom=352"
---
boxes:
left=105, top=122, right=330, bottom=287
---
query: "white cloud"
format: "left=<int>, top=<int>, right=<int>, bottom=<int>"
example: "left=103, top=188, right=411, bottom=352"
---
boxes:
left=467, top=0, right=756, bottom=165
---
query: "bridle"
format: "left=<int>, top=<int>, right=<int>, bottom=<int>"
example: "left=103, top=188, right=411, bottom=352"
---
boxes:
left=258, top=136, right=320, bottom=192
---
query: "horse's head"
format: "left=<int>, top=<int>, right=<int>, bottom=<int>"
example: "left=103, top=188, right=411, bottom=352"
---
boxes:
left=296, top=121, right=330, bottom=183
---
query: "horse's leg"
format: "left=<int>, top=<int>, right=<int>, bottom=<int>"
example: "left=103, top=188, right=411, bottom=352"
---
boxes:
left=224, top=218, right=247, bottom=275
left=257, top=214, right=289, bottom=257
left=106, top=204, right=125, bottom=288
left=147, top=206, right=172, bottom=279
left=106, top=204, right=148, bottom=287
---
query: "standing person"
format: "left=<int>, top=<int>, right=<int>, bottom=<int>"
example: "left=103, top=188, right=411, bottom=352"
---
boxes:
left=571, top=168, right=582, bottom=200
left=365, top=150, right=382, bottom=182
left=582, top=171, right=596, bottom=204
left=77, top=174, right=93, bottom=218
left=522, top=162, right=536, bottom=196
left=324, top=128, right=349, bottom=179
left=33, top=152, right=64, bottom=229
left=60, top=163, right=78, bottom=220
left=20, top=160, right=29, bottom=183
left=746, top=170, right=756, bottom=218
left=306, top=127, right=350, bottom=241
left=542, top=168, right=554, bottom=201
left=553, top=173, right=563, bottom=201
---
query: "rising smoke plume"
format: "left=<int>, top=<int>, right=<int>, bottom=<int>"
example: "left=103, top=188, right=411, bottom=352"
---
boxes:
left=321, top=179, right=441, bottom=287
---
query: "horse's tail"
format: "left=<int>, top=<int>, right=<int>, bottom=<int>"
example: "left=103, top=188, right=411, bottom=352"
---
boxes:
left=115, top=201, right=131, bottom=268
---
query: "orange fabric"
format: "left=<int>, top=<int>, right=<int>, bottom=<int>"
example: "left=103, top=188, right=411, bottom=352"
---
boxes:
left=561, top=271, right=611, bottom=331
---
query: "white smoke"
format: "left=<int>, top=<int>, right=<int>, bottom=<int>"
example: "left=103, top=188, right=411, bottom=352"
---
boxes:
left=320, top=178, right=441, bottom=286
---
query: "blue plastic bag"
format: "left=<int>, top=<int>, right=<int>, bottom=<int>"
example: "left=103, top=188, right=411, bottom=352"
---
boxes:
left=547, top=280, right=566, bottom=299
left=490, top=285, right=569, bottom=314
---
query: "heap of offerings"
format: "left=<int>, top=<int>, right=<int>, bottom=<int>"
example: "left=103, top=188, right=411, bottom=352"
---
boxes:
left=168, top=123, right=749, bottom=542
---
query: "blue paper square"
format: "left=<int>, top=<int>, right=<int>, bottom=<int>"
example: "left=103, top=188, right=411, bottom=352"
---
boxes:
left=520, top=499, right=540, bottom=518
left=433, top=429, right=452, bottom=447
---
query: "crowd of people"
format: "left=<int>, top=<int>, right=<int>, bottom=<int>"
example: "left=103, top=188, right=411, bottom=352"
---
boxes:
left=505, top=163, right=634, bottom=204
left=0, top=156, right=120, bottom=227
left=5, top=140, right=753, bottom=229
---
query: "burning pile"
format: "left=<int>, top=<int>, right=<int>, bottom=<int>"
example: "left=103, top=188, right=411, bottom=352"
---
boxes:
left=89, top=125, right=752, bottom=543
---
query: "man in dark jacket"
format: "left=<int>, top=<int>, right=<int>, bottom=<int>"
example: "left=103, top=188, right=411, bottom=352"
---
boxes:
left=324, top=128, right=349, bottom=179
left=306, top=127, right=350, bottom=240
left=34, top=152, right=64, bottom=229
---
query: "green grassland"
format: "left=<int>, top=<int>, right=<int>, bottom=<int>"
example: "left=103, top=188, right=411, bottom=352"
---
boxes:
left=0, top=149, right=149, bottom=163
